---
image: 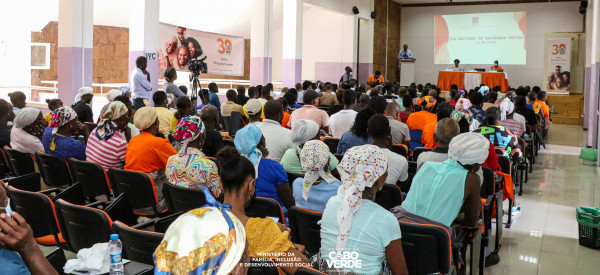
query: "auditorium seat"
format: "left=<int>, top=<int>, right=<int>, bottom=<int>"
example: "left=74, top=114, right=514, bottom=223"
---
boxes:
left=245, top=196, right=285, bottom=223
left=3, top=146, right=35, bottom=176
left=288, top=207, right=322, bottom=256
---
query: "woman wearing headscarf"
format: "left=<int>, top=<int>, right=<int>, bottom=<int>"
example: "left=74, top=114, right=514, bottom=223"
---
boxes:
left=213, top=146, right=309, bottom=274
left=394, top=133, right=487, bottom=239
left=291, top=140, right=341, bottom=212
left=451, top=97, right=474, bottom=133
left=86, top=101, right=130, bottom=170
left=42, top=106, right=88, bottom=160
left=154, top=195, right=249, bottom=275
left=319, top=145, right=408, bottom=275
left=71, top=87, right=94, bottom=123
left=499, top=98, right=526, bottom=137
left=10, top=108, right=46, bottom=154
left=125, top=107, right=177, bottom=214
left=280, top=120, right=339, bottom=175
left=166, top=116, right=223, bottom=200
left=234, top=125, right=294, bottom=214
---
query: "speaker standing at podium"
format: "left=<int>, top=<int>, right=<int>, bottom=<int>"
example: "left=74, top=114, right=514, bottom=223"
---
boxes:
left=398, top=44, right=415, bottom=86
left=397, top=44, right=413, bottom=60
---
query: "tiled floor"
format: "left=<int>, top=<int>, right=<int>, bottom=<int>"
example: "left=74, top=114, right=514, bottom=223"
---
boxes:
left=487, top=125, right=600, bottom=275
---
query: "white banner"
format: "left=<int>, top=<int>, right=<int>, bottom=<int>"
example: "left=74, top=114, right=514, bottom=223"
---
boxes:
left=158, top=23, right=245, bottom=76
left=544, top=38, right=572, bottom=93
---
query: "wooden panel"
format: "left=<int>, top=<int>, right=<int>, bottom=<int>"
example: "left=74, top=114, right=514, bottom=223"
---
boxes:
left=547, top=94, right=583, bottom=125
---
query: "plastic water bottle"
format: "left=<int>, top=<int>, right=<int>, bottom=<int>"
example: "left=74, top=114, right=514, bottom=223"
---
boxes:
left=109, top=234, right=124, bottom=275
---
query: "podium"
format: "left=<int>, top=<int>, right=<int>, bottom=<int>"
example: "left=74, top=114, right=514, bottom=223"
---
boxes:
left=399, top=59, right=415, bottom=86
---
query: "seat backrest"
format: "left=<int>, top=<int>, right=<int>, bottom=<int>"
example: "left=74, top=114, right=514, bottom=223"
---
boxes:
left=409, top=129, right=423, bottom=141
left=163, top=183, right=207, bottom=213
left=7, top=186, right=61, bottom=240
left=288, top=207, right=322, bottom=255
left=107, top=168, right=159, bottom=213
left=294, top=267, right=327, bottom=275
left=111, top=221, right=164, bottom=265
left=6, top=173, right=41, bottom=192
left=399, top=221, right=452, bottom=275
left=391, top=144, right=408, bottom=159
left=68, top=158, right=112, bottom=199
left=322, top=138, right=340, bottom=154
left=480, top=167, right=496, bottom=198
left=3, top=147, right=35, bottom=176
left=154, top=211, right=184, bottom=233
left=374, top=184, right=403, bottom=210
left=245, top=197, right=285, bottom=223
left=248, top=258, right=281, bottom=275
left=228, top=111, right=242, bottom=136
left=35, top=151, right=72, bottom=188
left=55, top=198, right=113, bottom=252
left=497, top=155, right=511, bottom=175
left=411, top=147, right=432, bottom=161
left=286, top=173, right=304, bottom=187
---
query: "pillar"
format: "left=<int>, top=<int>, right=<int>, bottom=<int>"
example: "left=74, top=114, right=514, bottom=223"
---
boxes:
left=128, top=0, right=159, bottom=104
left=250, top=0, right=273, bottom=86
left=58, top=0, right=93, bottom=106
left=282, top=0, right=303, bottom=88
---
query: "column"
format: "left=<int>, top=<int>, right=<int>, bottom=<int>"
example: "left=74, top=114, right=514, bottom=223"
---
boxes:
left=128, top=0, right=159, bottom=104
left=282, top=0, right=303, bottom=88
left=58, top=0, right=93, bottom=106
left=250, top=0, right=273, bottom=86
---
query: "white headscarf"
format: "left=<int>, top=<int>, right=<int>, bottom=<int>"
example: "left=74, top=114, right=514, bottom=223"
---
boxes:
left=106, top=89, right=122, bottom=102
left=13, top=108, right=41, bottom=129
left=499, top=98, right=515, bottom=121
left=300, top=140, right=338, bottom=201
left=336, top=145, right=388, bottom=249
left=74, top=87, right=93, bottom=103
left=448, top=132, right=490, bottom=165
left=291, top=120, right=320, bottom=148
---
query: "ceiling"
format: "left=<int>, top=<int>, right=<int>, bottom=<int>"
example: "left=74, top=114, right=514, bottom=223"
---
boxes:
left=393, top=0, right=577, bottom=5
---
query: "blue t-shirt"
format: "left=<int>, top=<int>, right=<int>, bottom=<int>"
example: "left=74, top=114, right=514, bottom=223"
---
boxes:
left=470, top=106, right=486, bottom=124
left=292, top=177, right=341, bottom=212
left=256, top=158, right=289, bottom=212
left=0, top=248, right=30, bottom=275
left=320, top=196, right=401, bottom=274
left=209, top=92, right=221, bottom=110
left=42, top=127, right=86, bottom=161
left=337, top=131, right=370, bottom=154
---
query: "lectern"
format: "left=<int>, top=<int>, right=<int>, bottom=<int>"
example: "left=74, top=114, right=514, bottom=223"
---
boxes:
left=399, top=59, right=415, bottom=86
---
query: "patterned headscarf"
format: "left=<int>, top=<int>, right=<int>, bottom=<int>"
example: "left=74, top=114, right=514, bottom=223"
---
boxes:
left=234, top=125, right=263, bottom=175
left=478, top=86, right=490, bottom=95
left=452, top=98, right=473, bottom=125
left=300, top=140, right=338, bottom=201
left=96, top=101, right=128, bottom=141
left=499, top=98, right=515, bottom=121
left=173, top=116, right=206, bottom=151
left=421, top=96, right=437, bottom=108
left=335, top=145, right=387, bottom=249
left=74, top=87, right=93, bottom=103
left=49, top=106, right=77, bottom=135
left=154, top=188, right=246, bottom=275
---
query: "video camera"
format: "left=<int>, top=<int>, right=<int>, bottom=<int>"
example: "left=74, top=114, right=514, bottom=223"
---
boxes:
left=189, top=56, right=208, bottom=76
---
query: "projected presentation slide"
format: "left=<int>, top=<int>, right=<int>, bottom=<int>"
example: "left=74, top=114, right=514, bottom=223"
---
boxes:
left=434, top=12, right=527, bottom=65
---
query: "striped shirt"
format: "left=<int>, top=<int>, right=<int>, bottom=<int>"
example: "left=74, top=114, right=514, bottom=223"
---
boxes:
left=86, top=129, right=128, bottom=170
left=500, top=119, right=525, bottom=138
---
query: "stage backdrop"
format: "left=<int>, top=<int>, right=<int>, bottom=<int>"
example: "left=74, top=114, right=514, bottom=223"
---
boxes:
left=158, top=23, right=245, bottom=76
left=543, top=37, right=572, bottom=94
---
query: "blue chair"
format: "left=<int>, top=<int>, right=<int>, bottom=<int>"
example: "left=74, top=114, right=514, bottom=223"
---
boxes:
left=409, top=129, right=424, bottom=149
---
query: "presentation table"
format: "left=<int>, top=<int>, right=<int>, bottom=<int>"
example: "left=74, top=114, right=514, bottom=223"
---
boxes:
left=437, top=71, right=509, bottom=92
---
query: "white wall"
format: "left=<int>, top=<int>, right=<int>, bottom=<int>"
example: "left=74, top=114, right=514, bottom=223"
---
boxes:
left=401, top=1, right=583, bottom=87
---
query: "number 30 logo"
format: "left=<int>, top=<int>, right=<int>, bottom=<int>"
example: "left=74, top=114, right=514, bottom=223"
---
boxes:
left=552, top=44, right=566, bottom=55
left=218, top=39, right=232, bottom=54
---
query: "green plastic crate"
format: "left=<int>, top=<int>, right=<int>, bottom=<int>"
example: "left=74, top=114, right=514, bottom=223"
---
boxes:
left=576, top=207, right=600, bottom=249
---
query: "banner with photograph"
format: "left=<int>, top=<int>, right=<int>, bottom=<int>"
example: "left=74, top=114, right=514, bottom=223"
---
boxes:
left=158, top=23, right=245, bottom=76
left=544, top=38, right=572, bottom=93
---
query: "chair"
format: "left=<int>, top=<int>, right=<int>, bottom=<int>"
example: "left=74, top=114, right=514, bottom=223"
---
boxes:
left=409, top=129, right=424, bottom=149
left=154, top=211, right=184, bottom=233
left=55, top=198, right=114, bottom=252
left=286, top=173, right=304, bottom=188
left=7, top=186, right=66, bottom=248
left=245, top=197, right=285, bottom=223
left=322, top=138, right=340, bottom=154
left=223, top=111, right=243, bottom=136
left=497, top=155, right=514, bottom=229
left=162, top=182, right=208, bottom=213
left=45, top=248, right=67, bottom=275
left=294, top=267, right=326, bottom=275
left=391, top=144, right=409, bottom=159
left=399, top=221, right=454, bottom=275
left=481, top=167, right=503, bottom=254
left=35, top=151, right=73, bottom=188
left=288, top=207, right=322, bottom=256
left=107, top=168, right=164, bottom=217
left=516, top=137, right=528, bottom=196
left=111, top=221, right=164, bottom=265
left=247, top=258, right=281, bottom=275
left=374, top=184, right=403, bottom=210
left=317, top=105, right=330, bottom=112
left=3, top=146, right=35, bottom=176
left=411, top=147, right=432, bottom=161
left=4, top=173, right=42, bottom=192
left=68, top=159, right=112, bottom=200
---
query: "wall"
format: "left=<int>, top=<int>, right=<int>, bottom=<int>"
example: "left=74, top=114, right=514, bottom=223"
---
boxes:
left=373, top=0, right=401, bottom=81
left=401, top=2, right=584, bottom=88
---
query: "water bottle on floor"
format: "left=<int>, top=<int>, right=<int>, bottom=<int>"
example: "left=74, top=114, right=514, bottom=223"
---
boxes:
left=109, top=234, right=124, bottom=275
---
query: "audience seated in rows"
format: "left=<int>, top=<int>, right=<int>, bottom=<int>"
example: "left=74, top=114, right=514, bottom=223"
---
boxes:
left=469, top=92, right=486, bottom=124
left=256, top=100, right=293, bottom=162
left=474, top=107, right=522, bottom=163
left=515, top=95, right=538, bottom=129
left=208, top=82, right=221, bottom=111
left=499, top=98, right=526, bottom=138
left=326, top=89, right=345, bottom=116
left=42, top=106, right=88, bottom=161
left=399, top=94, right=413, bottom=123
left=8, top=91, right=26, bottom=115
left=416, top=118, right=460, bottom=170
left=287, top=90, right=329, bottom=132
left=44, top=99, right=63, bottom=124
left=152, top=91, right=174, bottom=138
left=407, top=96, right=438, bottom=135
left=281, top=120, right=339, bottom=174
left=85, top=101, right=130, bottom=170
left=169, top=96, right=193, bottom=133
left=320, top=84, right=337, bottom=106
left=162, top=67, right=186, bottom=98
left=354, top=94, right=370, bottom=112
left=422, top=102, right=453, bottom=148
left=369, top=115, right=409, bottom=184
left=384, top=102, right=410, bottom=146
left=0, top=100, right=13, bottom=148
left=113, top=95, right=140, bottom=138
left=198, top=105, right=224, bottom=158
left=329, top=90, right=357, bottom=139
left=222, top=89, right=244, bottom=117
left=277, top=97, right=291, bottom=127
left=451, top=97, right=474, bottom=133
left=235, top=85, right=250, bottom=106
left=482, top=91, right=498, bottom=111
left=292, top=140, right=342, bottom=212
left=337, top=107, right=376, bottom=154
left=71, top=87, right=94, bottom=123
left=10, top=108, right=46, bottom=155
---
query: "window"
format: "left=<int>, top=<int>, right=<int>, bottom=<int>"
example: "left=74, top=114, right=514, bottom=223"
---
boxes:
left=31, top=43, right=50, bottom=69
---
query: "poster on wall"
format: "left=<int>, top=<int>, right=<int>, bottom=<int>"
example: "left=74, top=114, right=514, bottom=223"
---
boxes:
left=544, top=38, right=572, bottom=93
left=158, top=23, right=245, bottom=76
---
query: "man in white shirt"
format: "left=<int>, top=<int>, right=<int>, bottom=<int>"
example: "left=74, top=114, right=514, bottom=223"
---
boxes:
left=257, top=100, right=293, bottom=162
left=397, top=44, right=414, bottom=60
left=329, top=90, right=357, bottom=139
left=130, top=56, right=152, bottom=110
left=368, top=115, right=408, bottom=184
left=384, top=102, right=410, bottom=146
left=416, top=118, right=460, bottom=170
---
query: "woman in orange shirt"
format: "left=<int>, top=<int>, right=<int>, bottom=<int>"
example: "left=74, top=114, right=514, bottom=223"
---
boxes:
left=277, top=97, right=291, bottom=128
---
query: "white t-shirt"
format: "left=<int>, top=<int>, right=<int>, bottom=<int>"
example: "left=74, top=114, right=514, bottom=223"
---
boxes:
left=416, top=151, right=449, bottom=171
left=382, top=148, right=408, bottom=184
left=256, top=119, right=294, bottom=162
left=329, top=109, right=358, bottom=139
left=388, top=118, right=411, bottom=145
